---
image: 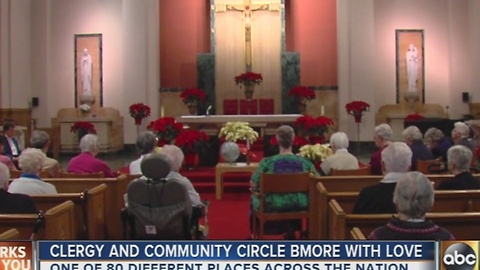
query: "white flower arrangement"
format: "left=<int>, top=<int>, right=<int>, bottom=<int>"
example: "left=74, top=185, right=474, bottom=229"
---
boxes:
left=298, top=143, right=333, bottom=163
left=79, top=104, right=91, bottom=113
left=218, top=121, right=258, bottom=143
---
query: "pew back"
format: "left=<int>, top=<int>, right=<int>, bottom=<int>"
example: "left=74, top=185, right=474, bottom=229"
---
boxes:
left=328, top=199, right=480, bottom=240
left=44, top=176, right=127, bottom=239
left=0, top=200, right=75, bottom=239
left=31, top=183, right=107, bottom=239
left=0, top=229, right=20, bottom=240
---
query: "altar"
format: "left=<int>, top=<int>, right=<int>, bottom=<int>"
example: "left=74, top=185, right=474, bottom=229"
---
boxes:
left=51, top=108, right=124, bottom=153
left=176, top=114, right=301, bottom=135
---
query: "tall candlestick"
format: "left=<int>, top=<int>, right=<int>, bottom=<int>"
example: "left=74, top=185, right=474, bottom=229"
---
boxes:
left=321, top=105, right=325, bottom=116
left=161, top=106, right=165, bottom=117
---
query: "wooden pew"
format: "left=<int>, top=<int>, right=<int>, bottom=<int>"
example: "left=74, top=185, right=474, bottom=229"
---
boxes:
left=44, top=176, right=128, bottom=239
left=349, top=227, right=366, bottom=240
left=328, top=199, right=480, bottom=240
left=0, top=201, right=75, bottom=239
left=308, top=174, right=474, bottom=239
left=31, top=183, right=107, bottom=240
left=316, top=184, right=480, bottom=239
left=0, top=229, right=20, bottom=240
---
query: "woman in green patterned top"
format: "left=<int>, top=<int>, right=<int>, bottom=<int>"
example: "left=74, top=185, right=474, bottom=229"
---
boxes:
left=250, top=125, right=318, bottom=237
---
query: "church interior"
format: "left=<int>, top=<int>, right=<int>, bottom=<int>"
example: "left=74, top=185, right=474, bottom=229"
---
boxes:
left=1, top=0, right=480, bottom=240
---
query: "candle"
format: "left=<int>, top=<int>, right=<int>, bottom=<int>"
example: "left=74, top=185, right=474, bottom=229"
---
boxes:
left=321, top=105, right=325, bottom=116
left=161, top=106, right=165, bottom=117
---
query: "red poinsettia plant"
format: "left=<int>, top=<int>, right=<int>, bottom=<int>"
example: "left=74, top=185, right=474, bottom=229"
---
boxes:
left=175, top=129, right=209, bottom=154
left=288, top=86, right=316, bottom=102
left=345, top=101, right=370, bottom=123
left=70, top=121, right=96, bottom=134
left=405, top=113, right=425, bottom=121
left=294, top=115, right=334, bottom=144
left=234, top=72, right=263, bottom=85
left=129, top=103, right=151, bottom=125
left=147, top=117, right=183, bottom=146
left=180, top=88, right=207, bottom=105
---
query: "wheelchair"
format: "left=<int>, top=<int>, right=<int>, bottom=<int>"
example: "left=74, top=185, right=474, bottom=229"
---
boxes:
left=120, top=153, right=208, bottom=240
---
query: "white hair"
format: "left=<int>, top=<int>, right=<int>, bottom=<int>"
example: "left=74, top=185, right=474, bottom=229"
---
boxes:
left=79, top=134, right=99, bottom=153
left=375, top=123, right=393, bottom=141
left=447, top=145, right=472, bottom=172
left=402, top=126, right=423, bottom=141
left=19, top=148, right=45, bottom=174
left=161, top=145, right=184, bottom=172
left=329, top=132, right=349, bottom=150
left=393, top=171, right=434, bottom=219
left=0, top=163, right=10, bottom=189
left=453, top=122, right=470, bottom=138
left=424, top=128, right=444, bottom=143
left=381, top=142, right=412, bottom=173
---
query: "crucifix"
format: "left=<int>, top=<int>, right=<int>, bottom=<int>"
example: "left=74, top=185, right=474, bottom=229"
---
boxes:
left=216, top=0, right=280, bottom=71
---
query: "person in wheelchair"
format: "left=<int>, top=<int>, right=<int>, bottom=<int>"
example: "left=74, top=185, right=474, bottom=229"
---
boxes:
left=122, top=153, right=206, bottom=240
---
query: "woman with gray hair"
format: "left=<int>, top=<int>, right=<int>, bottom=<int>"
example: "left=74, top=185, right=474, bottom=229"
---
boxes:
left=8, top=148, right=57, bottom=195
left=67, top=134, right=116, bottom=177
left=424, top=127, right=452, bottom=163
left=451, top=122, right=475, bottom=151
left=402, top=126, right=433, bottom=171
left=129, top=131, right=158, bottom=174
left=353, top=142, right=412, bottom=214
left=320, top=132, right=358, bottom=175
left=369, top=123, right=393, bottom=175
left=438, top=145, right=480, bottom=190
left=161, top=145, right=202, bottom=206
left=30, top=130, right=60, bottom=177
left=369, top=171, right=454, bottom=240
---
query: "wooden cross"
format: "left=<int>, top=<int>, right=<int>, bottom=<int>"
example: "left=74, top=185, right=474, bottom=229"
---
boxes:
left=216, top=0, right=280, bottom=71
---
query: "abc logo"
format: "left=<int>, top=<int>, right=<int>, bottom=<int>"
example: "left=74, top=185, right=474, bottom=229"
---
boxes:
left=443, top=243, right=477, bottom=270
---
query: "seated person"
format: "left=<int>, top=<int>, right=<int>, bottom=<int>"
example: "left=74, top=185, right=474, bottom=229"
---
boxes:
left=320, top=132, right=359, bottom=175
left=0, top=135, right=16, bottom=170
left=8, top=148, right=57, bottom=195
left=424, top=127, right=452, bottom=163
left=2, top=122, right=21, bottom=159
left=67, top=134, right=116, bottom=177
left=369, top=171, right=454, bottom=240
left=160, top=145, right=202, bottom=206
left=353, top=142, right=412, bottom=214
left=402, top=126, right=433, bottom=171
left=129, top=131, right=158, bottom=175
left=30, top=130, right=60, bottom=177
left=369, top=123, right=393, bottom=175
left=437, top=145, right=480, bottom=190
left=451, top=122, right=475, bottom=152
left=0, top=163, right=37, bottom=213
left=250, top=125, right=317, bottom=238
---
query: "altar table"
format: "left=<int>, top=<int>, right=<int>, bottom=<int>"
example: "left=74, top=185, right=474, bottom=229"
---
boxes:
left=215, top=162, right=259, bottom=200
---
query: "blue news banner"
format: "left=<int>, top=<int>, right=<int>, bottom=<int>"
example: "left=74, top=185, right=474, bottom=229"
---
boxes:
left=37, top=241, right=436, bottom=270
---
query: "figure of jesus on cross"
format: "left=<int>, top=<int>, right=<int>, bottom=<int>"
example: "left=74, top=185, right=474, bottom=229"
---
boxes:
left=217, top=0, right=279, bottom=71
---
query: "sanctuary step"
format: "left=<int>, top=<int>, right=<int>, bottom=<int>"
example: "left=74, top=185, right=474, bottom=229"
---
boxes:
left=180, top=167, right=251, bottom=194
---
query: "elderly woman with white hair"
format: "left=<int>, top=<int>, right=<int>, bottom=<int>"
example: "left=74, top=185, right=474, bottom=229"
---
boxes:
left=424, top=127, right=452, bottom=163
left=8, top=148, right=57, bottom=195
left=320, top=132, right=359, bottom=175
left=161, top=145, right=202, bottom=206
left=67, top=134, right=116, bottom=177
left=0, top=163, right=38, bottom=213
left=402, top=126, right=433, bottom=171
left=129, top=131, right=158, bottom=175
left=369, top=123, right=394, bottom=175
left=30, top=130, right=60, bottom=177
left=369, top=171, right=454, bottom=240
left=438, top=145, right=480, bottom=190
left=451, top=121, right=475, bottom=151
left=353, top=142, right=412, bottom=214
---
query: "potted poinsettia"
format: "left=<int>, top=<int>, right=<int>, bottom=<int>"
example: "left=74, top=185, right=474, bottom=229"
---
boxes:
left=129, top=103, right=151, bottom=125
left=147, top=117, right=183, bottom=146
left=294, top=115, right=334, bottom=144
left=345, top=101, right=370, bottom=123
left=70, top=121, right=96, bottom=141
left=288, top=86, right=316, bottom=113
left=175, top=129, right=209, bottom=169
left=180, top=88, right=207, bottom=115
left=234, top=72, right=263, bottom=99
